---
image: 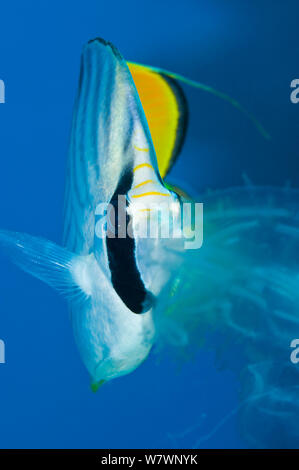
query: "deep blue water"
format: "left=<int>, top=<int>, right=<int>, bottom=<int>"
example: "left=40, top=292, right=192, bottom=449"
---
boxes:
left=0, top=0, right=298, bottom=448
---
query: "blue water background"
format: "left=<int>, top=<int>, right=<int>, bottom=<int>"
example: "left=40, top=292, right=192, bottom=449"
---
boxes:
left=0, top=0, right=298, bottom=448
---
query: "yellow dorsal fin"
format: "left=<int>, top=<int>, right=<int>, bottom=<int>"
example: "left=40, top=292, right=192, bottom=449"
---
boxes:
left=128, top=62, right=269, bottom=181
left=128, top=62, right=188, bottom=179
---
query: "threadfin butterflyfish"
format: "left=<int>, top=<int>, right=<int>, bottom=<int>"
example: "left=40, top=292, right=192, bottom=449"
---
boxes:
left=1, top=38, right=297, bottom=444
left=0, top=38, right=187, bottom=388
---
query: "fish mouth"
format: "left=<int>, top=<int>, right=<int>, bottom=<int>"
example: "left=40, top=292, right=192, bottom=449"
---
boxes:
left=90, top=379, right=106, bottom=393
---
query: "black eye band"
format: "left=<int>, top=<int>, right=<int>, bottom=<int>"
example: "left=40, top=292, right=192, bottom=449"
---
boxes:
left=106, top=170, right=154, bottom=314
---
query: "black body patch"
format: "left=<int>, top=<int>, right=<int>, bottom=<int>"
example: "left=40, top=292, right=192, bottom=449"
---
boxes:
left=106, top=170, right=154, bottom=314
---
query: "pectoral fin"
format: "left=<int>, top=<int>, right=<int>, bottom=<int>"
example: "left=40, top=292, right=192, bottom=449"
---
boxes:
left=0, top=230, right=92, bottom=302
